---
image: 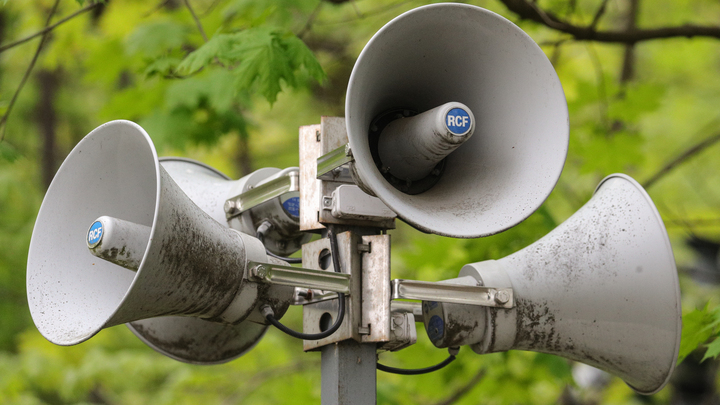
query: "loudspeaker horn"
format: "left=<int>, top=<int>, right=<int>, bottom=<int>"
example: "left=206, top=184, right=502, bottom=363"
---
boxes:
left=159, top=158, right=309, bottom=256
left=346, top=3, right=569, bottom=238
left=424, top=174, right=681, bottom=394
left=27, top=120, right=293, bottom=364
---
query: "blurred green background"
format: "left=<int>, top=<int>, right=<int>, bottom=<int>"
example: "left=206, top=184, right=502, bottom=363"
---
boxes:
left=2, top=0, right=720, bottom=403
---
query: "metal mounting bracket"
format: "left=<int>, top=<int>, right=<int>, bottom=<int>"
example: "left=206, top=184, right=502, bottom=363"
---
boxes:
left=225, top=169, right=299, bottom=220
left=249, top=261, right=351, bottom=294
left=391, top=279, right=514, bottom=309
left=317, top=144, right=354, bottom=182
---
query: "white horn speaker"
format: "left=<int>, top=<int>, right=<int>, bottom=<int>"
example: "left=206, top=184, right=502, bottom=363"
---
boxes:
left=423, top=174, right=681, bottom=394
left=159, top=158, right=309, bottom=257
left=346, top=3, right=569, bottom=238
left=27, top=120, right=294, bottom=364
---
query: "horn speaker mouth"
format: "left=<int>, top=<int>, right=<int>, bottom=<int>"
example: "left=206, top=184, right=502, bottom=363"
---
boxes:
left=345, top=3, right=569, bottom=238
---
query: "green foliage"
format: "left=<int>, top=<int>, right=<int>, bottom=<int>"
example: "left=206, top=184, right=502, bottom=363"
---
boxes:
left=678, top=305, right=717, bottom=362
left=0, top=141, right=19, bottom=163
left=178, top=27, right=325, bottom=104
left=678, top=303, right=720, bottom=363
left=126, top=20, right=190, bottom=58
left=1, top=0, right=720, bottom=403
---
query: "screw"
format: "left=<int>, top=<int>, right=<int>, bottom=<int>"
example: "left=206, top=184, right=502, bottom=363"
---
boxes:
left=495, top=290, right=510, bottom=305
left=224, top=200, right=238, bottom=214
left=254, top=265, right=268, bottom=279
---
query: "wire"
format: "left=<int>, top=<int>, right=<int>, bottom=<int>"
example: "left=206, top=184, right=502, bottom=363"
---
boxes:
left=377, top=348, right=459, bottom=375
left=266, top=249, right=303, bottom=264
left=263, top=226, right=346, bottom=340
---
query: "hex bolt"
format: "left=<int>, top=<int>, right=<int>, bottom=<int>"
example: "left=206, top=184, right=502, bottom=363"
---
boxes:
left=495, top=290, right=510, bottom=305
left=253, top=265, right=268, bottom=279
left=224, top=199, right=237, bottom=214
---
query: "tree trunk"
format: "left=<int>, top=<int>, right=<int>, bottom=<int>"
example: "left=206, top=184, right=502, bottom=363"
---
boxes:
left=36, top=69, right=60, bottom=190
left=236, top=133, right=253, bottom=176
left=620, top=0, right=639, bottom=83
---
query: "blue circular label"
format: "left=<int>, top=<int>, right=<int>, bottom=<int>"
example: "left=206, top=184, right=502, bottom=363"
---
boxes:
left=445, top=108, right=472, bottom=135
left=427, top=315, right=445, bottom=342
left=282, top=196, right=300, bottom=218
left=87, top=221, right=103, bottom=247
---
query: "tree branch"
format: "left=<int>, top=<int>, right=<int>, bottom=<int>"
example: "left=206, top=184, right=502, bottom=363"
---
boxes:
left=498, top=0, right=720, bottom=44
left=315, top=0, right=417, bottom=26
left=0, top=2, right=100, bottom=54
left=297, top=1, right=324, bottom=39
left=589, top=0, right=610, bottom=31
left=643, top=131, right=720, bottom=189
left=0, top=0, right=61, bottom=142
left=183, top=0, right=208, bottom=42
left=431, top=368, right=486, bottom=405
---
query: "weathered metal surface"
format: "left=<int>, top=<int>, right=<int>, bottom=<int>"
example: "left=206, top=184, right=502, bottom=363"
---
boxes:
left=25, top=121, right=292, bottom=364
left=422, top=299, right=486, bottom=349
left=299, top=117, right=395, bottom=230
left=230, top=168, right=308, bottom=257
left=390, top=301, right=423, bottom=323
left=225, top=169, right=299, bottom=219
left=161, top=159, right=307, bottom=256
left=127, top=317, right=267, bottom=365
left=345, top=3, right=568, bottom=237
left=87, top=216, right=151, bottom=271
left=380, top=312, right=416, bottom=352
left=462, top=174, right=681, bottom=395
left=299, top=123, right=324, bottom=231
left=250, top=261, right=351, bottom=294
left=302, top=231, right=365, bottom=351
left=321, top=340, right=377, bottom=405
left=159, top=157, right=234, bottom=224
left=392, top=278, right=514, bottom=308
left=377, top=102, right=475, bottom=182
left=316, top=144, right=354, bottom=181
left=328, top=185, right=396, bottom=222
left=360, top=234, right=392, bottom=344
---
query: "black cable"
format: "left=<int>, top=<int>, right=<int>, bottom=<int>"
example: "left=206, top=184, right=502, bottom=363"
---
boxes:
left=263, top=226, right=345, bottom=340
left=266, top=249, right=302, bottom=264
left=377, top=348, right=459, bottom=375
left=255, top=224, right=302, bottom=264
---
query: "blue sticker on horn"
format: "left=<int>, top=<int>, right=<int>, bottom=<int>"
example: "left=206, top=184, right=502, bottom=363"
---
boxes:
left=87, top=221, right=103, bottom=248
left=446, top=108, right=471, bottom=135
left=282, top=196, right=300, bottom=218
left=427, top=315, right=445, bottom=342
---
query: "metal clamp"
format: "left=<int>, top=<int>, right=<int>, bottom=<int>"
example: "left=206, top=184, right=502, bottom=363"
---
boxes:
left=317, top=144, right=354, bottom=182
left=391, top=279, right=514, bottom=309
left=250, top=261, right=351, bottom=294
left=225, top=170, right=299, bottom=219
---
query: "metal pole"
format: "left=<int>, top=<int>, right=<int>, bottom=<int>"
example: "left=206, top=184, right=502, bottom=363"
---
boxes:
left=321, top=340, right=377, bottom=405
